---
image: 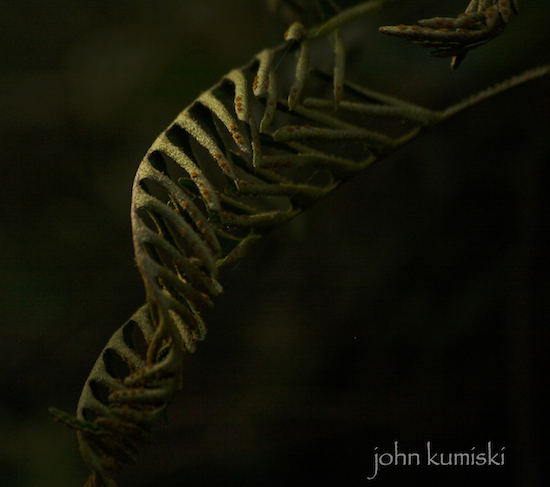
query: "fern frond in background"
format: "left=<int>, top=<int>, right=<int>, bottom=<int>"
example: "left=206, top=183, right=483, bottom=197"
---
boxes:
left=46, top=0, right=550, bottom=485
left=380, top=0, right=519, bottom=69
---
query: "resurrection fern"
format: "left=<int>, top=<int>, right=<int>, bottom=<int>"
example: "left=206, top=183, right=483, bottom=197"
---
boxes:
left=380, top=0, right=520, bottom=69
left=49, top=1, right=549, bottom=486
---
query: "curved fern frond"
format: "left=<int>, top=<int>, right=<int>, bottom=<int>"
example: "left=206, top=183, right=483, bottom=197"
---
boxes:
left=379, top=0, right=520, bottom=69
left=49, top=1, right=549, bottom=485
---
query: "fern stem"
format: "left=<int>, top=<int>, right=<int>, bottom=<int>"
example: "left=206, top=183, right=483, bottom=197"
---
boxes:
left=442, top=64, right=550, bottom=119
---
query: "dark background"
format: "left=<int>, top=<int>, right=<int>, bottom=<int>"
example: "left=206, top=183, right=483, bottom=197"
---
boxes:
left=1, top=1, right=549, bottom=486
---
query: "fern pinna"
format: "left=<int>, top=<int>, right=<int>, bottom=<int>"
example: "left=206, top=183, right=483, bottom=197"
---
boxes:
left=379, top=0, right=519, bottom=69
left=49, top=1, right=549, bottom=485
